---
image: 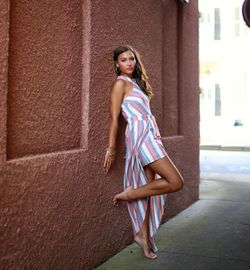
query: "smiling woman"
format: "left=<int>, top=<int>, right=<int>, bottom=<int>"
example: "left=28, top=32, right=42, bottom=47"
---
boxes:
left=103, top=45, right=183, bottom=260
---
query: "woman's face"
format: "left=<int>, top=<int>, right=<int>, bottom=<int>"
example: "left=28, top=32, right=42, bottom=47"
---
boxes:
left=116, top=50, right=136, bottom=76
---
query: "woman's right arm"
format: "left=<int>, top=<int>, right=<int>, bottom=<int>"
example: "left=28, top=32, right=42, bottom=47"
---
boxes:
left=104, top=80, right=126, bottom=173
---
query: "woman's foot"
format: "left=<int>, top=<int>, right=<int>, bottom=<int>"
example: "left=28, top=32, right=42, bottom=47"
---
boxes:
left=113, top=186, right=133, bottom=206
left=134, top=234, right=157, bottom=260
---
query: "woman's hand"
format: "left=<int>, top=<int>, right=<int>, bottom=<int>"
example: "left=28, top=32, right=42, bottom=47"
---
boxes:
left=104, top=149, right=115, bottom=173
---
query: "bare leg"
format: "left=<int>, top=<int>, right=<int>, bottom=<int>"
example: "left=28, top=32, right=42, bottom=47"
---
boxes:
left=113, top=155, right=183, bottom=204
left=134, top=166, right=157, bottom=259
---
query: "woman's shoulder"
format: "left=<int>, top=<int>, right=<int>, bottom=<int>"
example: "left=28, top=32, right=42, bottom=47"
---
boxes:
left=110, top=78, right=127, bottom=98
left=111, top=77, right=127, bottom=91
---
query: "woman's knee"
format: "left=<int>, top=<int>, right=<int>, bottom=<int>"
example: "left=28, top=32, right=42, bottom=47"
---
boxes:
left=168, top=174, right=184, bottom=192
left=176, top=174, right=184, bottom=191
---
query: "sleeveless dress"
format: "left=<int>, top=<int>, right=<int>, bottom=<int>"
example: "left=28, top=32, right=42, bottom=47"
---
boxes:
left=118, top=75, right=167, bottom=247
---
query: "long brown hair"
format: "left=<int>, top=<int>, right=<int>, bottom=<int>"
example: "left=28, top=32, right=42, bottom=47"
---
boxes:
left=113, top=45, right=153, bottom=98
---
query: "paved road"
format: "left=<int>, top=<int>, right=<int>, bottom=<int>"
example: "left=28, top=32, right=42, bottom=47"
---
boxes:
left=95, top=168, right=250, bottom=270
left=95, top=150, right=250, bottom=270
left=200, top=150, right=250, bottom=174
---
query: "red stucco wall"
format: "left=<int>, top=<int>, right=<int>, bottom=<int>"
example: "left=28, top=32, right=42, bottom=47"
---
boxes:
left=0, top=0, right=199, bottom=269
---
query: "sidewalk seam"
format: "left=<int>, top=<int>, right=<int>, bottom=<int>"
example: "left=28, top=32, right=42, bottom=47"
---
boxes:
left=199, top=198, right=250, bottom=203
left=158, top=250, right=250, bottom=263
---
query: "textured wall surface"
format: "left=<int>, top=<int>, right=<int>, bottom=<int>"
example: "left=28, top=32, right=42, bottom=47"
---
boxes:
left=0, top=0, right=199, bottom=269
left=7, top=0, right=83, bottom=158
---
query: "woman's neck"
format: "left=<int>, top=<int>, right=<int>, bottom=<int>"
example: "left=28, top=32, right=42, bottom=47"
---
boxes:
left=120, top=73, right=133, bottom=79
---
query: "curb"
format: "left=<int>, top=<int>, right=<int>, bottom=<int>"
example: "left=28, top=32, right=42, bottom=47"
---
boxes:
left=200, top=145, right=250, bottom=151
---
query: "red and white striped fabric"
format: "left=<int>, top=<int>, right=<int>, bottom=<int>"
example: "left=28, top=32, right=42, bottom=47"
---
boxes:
left=118, top=75, right=167, bottom=243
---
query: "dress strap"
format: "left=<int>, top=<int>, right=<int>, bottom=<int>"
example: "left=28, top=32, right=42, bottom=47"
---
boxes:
left=117, top=75, right=135, bottom=84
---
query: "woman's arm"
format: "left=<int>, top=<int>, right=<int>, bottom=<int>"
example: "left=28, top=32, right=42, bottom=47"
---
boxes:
left=104, top=79, right=126, bottom=173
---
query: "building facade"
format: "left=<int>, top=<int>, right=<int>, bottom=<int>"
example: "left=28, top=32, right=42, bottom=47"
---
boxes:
left=0, top=0, right=199, bottom=269
left=199, top=0, right=250, bottom=146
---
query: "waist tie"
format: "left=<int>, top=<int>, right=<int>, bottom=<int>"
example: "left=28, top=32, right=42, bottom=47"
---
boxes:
left=126, top=114, right=161, bottom=138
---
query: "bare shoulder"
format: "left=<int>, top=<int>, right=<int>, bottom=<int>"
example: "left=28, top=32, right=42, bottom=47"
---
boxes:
left=111, top=79, right=127, bottom=96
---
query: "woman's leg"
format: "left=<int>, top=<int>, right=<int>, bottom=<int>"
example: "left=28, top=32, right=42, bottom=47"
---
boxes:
left=113, top=155, right=183, bottom=203
left=134, top=166, right=157, bottom=259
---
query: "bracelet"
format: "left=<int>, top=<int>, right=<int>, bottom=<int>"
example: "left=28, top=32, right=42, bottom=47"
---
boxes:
left=106, top=148, right=116, bottom=156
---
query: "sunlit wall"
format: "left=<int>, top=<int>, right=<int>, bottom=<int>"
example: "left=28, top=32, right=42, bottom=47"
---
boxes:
left=199, top=0, right=250, bottom=146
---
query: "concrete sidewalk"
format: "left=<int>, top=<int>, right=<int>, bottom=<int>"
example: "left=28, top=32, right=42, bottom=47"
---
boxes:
left=95, top=172, right=250, bottom=270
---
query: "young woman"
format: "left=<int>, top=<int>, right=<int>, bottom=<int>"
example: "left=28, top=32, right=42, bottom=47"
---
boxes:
left=104, top=45, right=183, bottom=260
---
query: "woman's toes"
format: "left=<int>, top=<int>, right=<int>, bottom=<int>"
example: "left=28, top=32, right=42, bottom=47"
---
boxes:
left=134, top=235, right=157, bottom=260
left=113, top=198, right=118, bottom=207
left=149, top=252, right=157, bottom=260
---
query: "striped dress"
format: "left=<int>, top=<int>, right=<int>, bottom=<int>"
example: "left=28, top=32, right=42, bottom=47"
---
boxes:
left=118, top=75, right=167, bottom=243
